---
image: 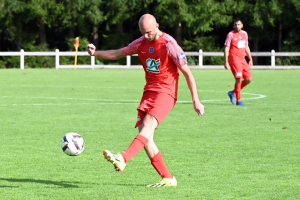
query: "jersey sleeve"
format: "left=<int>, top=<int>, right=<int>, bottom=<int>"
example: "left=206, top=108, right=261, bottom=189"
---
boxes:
left=224, top=32, right=233, bottom=47
left=121, top=36, right=144, bottom=56
left=166, top=39, right=188, bottom=68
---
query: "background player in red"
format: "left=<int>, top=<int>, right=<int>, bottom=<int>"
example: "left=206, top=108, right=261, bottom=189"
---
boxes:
left=86, top=14, right=205, bottom=187
left=224, top=18, right=253, bottom=106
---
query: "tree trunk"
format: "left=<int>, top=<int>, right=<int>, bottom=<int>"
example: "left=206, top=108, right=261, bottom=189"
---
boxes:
left=90, top=26, right=99, bottom=48
left=116, top=23, right=123, bottom=33
left=174, top=22, right=182, bottom=45
left=253, top=35, right=259, bottom=65
left=16, top=15, right=22, bottom=51
left=67, top=28, right=75, bottom=51
left=39, top=19, right=46, bottom=45
left=116, top=23, right=124, bottom=47
left=142, top=6, right=150, bottom=14
left=278, top=23, right=282, bottom=51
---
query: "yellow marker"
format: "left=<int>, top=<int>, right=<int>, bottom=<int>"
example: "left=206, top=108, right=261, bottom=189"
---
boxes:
left=74, top=37, right=80, bottom=69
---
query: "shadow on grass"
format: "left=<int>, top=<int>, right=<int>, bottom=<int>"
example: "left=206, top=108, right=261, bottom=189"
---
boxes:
left=0, top=185, right=19, bottom=188
left=115, top=183, right=146, bottom=187
left=0, top=178, right=80, bottom=188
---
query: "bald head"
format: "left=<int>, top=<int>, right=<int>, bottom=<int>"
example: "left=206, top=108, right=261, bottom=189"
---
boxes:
left=138, top=14, right=160, bottom=42
left=138, top=14, right=157, bottom=28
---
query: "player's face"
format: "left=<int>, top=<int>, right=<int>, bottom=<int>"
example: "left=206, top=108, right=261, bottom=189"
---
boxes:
left=140, top=24, right=158, bottom=42
left=233, top=21, right=243, bottom=32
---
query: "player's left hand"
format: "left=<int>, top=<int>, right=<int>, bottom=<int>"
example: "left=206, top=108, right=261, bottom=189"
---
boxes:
left=248, top=60, right=253, bottom=68
left=194, top=101, right=205, bottom=116
left=224, top=62, right=230, bottom=70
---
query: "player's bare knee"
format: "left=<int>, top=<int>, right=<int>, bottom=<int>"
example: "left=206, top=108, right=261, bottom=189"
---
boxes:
left=141, top=121, right=156, bottom=133
left=235, top=78, right=242, bottom=83
left=143, top=114, right=158, bottom=130
left=245, top=77, right=252, bottom=83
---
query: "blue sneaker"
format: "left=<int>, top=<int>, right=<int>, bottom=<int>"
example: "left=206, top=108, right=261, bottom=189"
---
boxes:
left=236, top=101, right=245, bottom=106
left=227, top=91, right=235, bottom=105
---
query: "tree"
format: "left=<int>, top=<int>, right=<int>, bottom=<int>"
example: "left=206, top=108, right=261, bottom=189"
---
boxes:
left=50, top=0, right=104, bottom=50
left=98, top=0, right=155, bottom=49
left=0, top=0, right=28, bottom=50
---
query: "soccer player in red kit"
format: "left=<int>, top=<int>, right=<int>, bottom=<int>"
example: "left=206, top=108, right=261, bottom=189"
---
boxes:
left=224, top=18, right=253, bottom=106
left=86, top=14, right=205, bottom=187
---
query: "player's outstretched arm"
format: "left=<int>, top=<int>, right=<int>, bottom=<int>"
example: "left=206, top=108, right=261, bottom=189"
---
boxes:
left=179, top=64, right=205, bottom=116
left=86, top=43, right=126, bottom=60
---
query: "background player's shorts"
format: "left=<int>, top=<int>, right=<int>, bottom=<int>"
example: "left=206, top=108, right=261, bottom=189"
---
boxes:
left=230, top=60, right=252, bottom=79
left=135, top=91, right=176, bottom=128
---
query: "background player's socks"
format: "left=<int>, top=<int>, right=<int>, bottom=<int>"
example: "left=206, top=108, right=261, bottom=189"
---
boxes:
left=150, top=151, right=173, bottom=178
left=241, top=80, right=249, bottom=90
left=234, top=82, right=242, bottom=102
left=121, top=135, right=148, bottom=162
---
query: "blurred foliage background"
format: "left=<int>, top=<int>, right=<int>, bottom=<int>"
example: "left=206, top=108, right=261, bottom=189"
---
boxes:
left=0, top=0, right=299, bottom=68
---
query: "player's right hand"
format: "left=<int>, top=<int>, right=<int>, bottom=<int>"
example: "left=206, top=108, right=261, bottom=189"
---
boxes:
left=224, top=62, right=230, bottom=70
left=86, top=44, right=96, bottom=56
left=194, top=100, right=205, bottom=116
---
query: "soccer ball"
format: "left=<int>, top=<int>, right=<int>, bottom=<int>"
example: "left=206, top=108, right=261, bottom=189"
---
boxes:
left=61, top=132, right=85, bottom=156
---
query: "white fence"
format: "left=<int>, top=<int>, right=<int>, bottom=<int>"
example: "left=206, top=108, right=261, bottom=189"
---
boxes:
left=1, top=49, right=300, bottom=69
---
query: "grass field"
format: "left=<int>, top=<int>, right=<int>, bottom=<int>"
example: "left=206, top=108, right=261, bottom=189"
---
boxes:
left=0, top=69, right=299, bottom=200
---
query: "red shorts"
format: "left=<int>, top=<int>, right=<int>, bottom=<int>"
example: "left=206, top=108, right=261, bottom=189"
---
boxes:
left=230, top=60, right=252, bottom=79
left=135, top=91, right=176, bottom=128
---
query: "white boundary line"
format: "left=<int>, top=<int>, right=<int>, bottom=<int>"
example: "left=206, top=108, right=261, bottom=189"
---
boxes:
left=0, top=91, right=266, bottom=106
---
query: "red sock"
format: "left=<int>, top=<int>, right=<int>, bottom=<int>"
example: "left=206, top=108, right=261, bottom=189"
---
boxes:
left=234, top=82, right=242, bottom=102
left=150, top=151, right=173, bottom=178
left=121, top=135, right=148, bottom=163
left=241, top=80, right=249, bottom=90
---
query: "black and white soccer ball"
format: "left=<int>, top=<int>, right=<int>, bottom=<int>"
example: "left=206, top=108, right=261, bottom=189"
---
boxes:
left=61, top=132, right=85, bottom=156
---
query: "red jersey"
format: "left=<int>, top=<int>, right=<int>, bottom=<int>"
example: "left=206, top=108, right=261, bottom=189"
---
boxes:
left=224, top=30, right=248, bottom=61
left=122, top=33, right=187, bottom=99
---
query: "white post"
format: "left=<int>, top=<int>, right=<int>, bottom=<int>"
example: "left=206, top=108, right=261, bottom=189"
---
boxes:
left=271, top=50, right=275, bottom=67
left=20, top=49, right=24, bottom=70
left=91, top=56, right=95, bottom=69
left=55, top=49, right=59, bottom=69
left=126, top=55, right=131, bottom=67
left=199, top=49, right=203, bottom=67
